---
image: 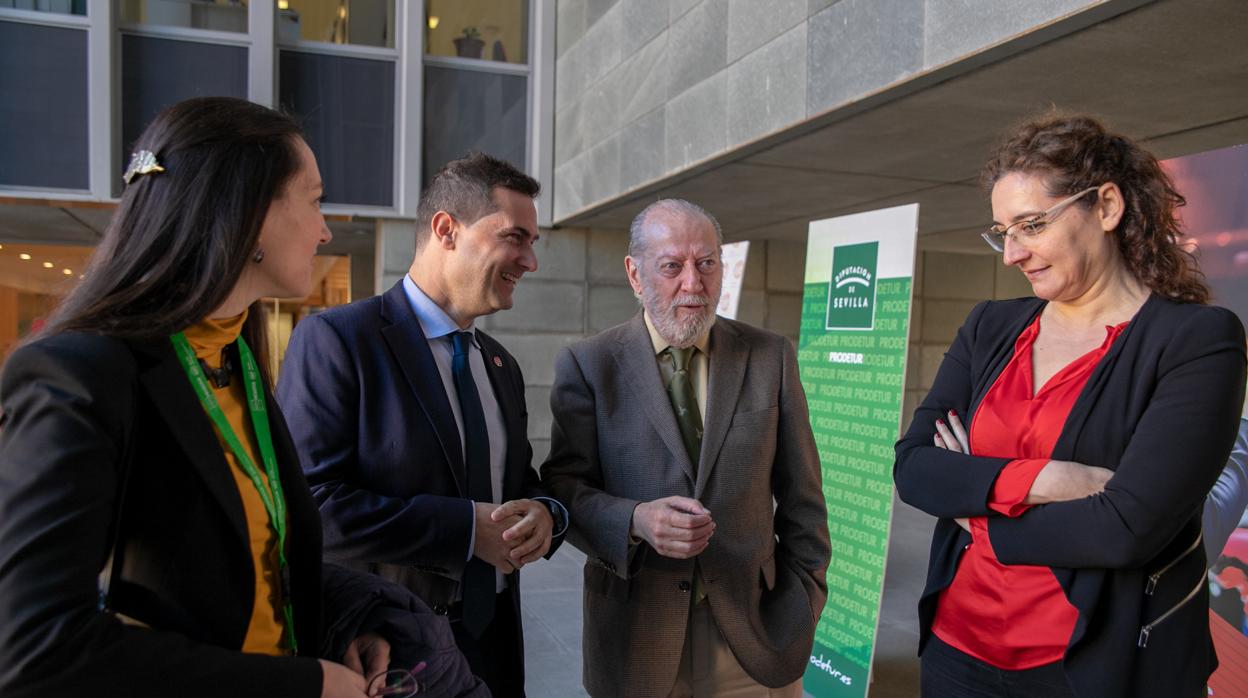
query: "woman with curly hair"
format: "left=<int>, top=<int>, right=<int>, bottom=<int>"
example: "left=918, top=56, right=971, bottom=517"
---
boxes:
left=894, top=113, right=1246, bottom=697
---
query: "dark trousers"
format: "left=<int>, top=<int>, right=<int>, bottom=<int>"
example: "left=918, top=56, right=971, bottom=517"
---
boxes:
left=921, top=634, right=1075, bottom=698
left=451, top=591, right=525, bottom=698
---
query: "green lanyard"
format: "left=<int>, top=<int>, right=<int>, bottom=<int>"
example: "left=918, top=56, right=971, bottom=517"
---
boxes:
left=170, top=332, right=297, bottom=654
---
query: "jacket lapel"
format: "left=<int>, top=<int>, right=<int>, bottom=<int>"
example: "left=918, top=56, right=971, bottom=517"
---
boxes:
left=697, top=320, right=747, bottom=497
left=379, top=282, right=467, bottom=496
left=611, top=314, right=696, bottom=486
left=1054, top=293, right=1158, bottom=460
left=131, top=338, right=250, bottom=548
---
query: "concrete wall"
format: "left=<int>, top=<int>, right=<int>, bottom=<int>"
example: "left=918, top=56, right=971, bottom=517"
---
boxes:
left=552, top=0, right=1101, bottom=220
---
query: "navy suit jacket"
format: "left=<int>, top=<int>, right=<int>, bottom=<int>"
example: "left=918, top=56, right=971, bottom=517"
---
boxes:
left=276, top=280, right=560, bottom=619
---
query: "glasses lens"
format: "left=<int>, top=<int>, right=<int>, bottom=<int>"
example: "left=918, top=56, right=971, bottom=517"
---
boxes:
left=368, top=670, right=418, bottom=697
left=981, top=231, right=1005, bottom=253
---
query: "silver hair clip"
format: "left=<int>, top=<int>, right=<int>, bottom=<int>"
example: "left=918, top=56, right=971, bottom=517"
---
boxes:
left=122, top=150, right=165, bottom=185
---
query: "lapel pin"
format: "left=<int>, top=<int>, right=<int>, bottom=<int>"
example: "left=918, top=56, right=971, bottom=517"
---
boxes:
left=493, top=356, right=503, bottom=367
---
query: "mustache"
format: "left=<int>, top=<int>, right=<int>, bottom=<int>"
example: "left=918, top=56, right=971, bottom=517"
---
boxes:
left=670, top=295, right=711, bottom=308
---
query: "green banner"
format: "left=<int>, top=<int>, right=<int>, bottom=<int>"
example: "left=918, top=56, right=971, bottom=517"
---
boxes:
left=800, top=206, right=918, bottom=697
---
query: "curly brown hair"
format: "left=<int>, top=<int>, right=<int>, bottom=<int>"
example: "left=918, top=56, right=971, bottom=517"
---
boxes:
left=982, top=112, right=1208, bottom=304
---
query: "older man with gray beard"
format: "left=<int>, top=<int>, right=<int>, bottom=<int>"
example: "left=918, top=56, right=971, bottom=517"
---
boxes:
left=541, top=199, right=831, bottom=698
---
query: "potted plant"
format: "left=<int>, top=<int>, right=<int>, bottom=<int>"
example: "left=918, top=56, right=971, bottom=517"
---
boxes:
left=453, top=27, right=484, bottom=59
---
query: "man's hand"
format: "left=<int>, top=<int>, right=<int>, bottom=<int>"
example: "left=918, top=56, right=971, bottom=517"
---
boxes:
left=343, top=632, right=390, bottom=681
left=1028, top=460, right=1114, bottom=504
left=494, top=499, right=555, bottom=568
left=473, top=502, right=522, bottom=574
left=630, top=496, right=715, bottom=559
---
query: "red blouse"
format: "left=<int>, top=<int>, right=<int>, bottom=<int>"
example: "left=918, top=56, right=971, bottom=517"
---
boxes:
left=931, top=315, right=1128, bottom=669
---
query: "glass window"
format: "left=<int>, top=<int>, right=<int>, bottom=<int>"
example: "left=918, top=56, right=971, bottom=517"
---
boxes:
left=424, top=0, right=528, bottom=65
left=422, top=65, right=526, bottom=184
left=121, top=34, right=248, bottom=154
left=120, top=0, right=248, bottom=33
left=280, top=50, right=395, bottom=207
left=0, top=0, right=86, bottom=15
left=279, top=0, right=394, bottom=48
left=0, top=21, right=88, bottom=189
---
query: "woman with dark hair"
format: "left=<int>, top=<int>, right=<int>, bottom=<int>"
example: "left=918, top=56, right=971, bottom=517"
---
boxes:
left=0, top=97, right=482, bottom=697
left=894, top=113, right=1246, bottom=697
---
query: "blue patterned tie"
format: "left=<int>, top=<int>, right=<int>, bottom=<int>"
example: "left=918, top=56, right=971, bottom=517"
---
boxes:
left=453, top=331, right=495, bottom=637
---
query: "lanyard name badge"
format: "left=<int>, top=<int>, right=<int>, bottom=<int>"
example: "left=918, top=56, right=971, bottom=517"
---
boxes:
left=171, top=332, right=297, bottom=654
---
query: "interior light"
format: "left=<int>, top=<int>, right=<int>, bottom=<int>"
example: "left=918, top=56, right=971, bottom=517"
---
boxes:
left=42, top=262, right=54, bottom=268
left=62, top=268, right=73, bottom=275
left=278, top=0, right=289, bottom=8
left=338, top=5, right=347, bottom=19
left=428, top=15, right=439, bottom=29
left=19, top=253, right=31, bottom=260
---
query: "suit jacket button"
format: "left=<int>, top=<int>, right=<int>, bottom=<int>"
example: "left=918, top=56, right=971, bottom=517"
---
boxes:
left=433, top=604, right=449, bottom=616
left=678, top=581, right=691, bottom=592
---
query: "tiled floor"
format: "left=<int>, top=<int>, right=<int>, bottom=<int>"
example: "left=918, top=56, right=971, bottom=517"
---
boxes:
left=520, top=493, right=932, bottom=697
left=520, top=544, right=591, bottom=697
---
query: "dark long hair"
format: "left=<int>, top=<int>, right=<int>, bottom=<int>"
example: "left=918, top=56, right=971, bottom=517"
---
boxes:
left=982, top=112, right=1209, bottom=304
left=39, top=97, right=305, bottom=380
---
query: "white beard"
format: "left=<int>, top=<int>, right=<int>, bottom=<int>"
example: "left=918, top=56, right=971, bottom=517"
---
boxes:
left=644, top=289, right=719, bottom=349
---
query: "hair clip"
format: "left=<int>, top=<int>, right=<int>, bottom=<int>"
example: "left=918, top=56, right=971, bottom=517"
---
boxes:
left=123, top=150, right=165, bottom=185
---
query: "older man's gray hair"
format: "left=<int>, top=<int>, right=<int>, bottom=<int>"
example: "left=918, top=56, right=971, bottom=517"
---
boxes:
left=627, top=198, right=724, bottom=259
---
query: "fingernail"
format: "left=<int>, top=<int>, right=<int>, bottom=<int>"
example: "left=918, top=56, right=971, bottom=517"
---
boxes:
left=948, top=409, right=956, bottom=417
left=936, top=419, right=945, bottom=427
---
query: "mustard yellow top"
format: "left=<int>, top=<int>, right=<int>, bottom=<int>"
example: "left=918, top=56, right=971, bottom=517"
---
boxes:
left=182, top=311, right=286, bottom=655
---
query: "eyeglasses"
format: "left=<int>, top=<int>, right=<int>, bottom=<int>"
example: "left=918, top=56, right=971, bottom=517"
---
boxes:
left=981, top=186, right=1100, bottom=253
left=367, top=661, right=426, bottom=696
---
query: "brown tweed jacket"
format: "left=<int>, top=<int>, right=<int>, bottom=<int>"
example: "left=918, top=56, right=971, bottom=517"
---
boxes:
left=541, top=313, right=831, bottom=697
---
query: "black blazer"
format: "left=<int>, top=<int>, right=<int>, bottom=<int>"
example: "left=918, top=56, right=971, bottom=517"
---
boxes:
left=895, top=295, right=1246, bottom=698
left=275, top=281, right=562, bottom=627
left=0, top=332, right=325, bottom=697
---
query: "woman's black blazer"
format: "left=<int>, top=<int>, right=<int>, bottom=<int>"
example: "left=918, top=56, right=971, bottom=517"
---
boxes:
left=895, top=294, right=1246, bottom=697
left=0, top=332, right=326, bottom=696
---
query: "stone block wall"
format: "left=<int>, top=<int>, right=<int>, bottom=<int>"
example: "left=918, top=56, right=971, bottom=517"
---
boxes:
left=553, top=0, right=1100, bottom=220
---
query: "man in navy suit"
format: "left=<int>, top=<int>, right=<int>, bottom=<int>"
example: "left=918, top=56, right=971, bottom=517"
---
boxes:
left=277, top=153, right=567, bottom=697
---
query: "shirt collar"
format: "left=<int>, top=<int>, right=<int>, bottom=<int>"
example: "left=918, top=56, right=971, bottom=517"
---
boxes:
left=402, top=274, right=477, bottom=345
left=642, top=310, right=711, bottom=357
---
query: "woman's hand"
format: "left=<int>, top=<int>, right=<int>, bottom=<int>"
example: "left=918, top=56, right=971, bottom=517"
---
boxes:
left=931, top=410, right=1113, bottom=507
left=343, top=632, right=391, bottom=681
left=319, top=659, right=368, bottom=698
left=933, top=410, right=970, bottom=454
left=931, top=412, right=972, bottom=532
left=1028, top=460, right=1113, bottom=504
left=319, top=633, right=391, bottom=698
